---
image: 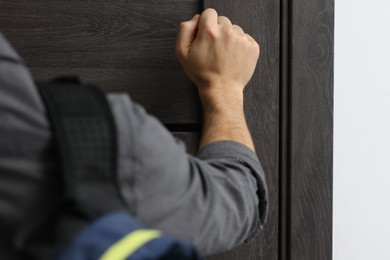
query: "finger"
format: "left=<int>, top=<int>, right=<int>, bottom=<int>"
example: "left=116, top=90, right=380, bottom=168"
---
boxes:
left=245, top=33, right=257, bottom=43
left=218, top=16, right=233, bottom=27
left=233, top=24, right=245, bottom=36
left=199, top=8, right=218, bottom=31
left=175, top=14, right=200, bottom=58
left=245, top=34, right=261, bottom=54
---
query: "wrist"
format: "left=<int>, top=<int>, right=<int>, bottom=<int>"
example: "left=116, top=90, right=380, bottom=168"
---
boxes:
left=198, top=87, right=254, bottom=152
left=198, top=87, right=244, bottom=113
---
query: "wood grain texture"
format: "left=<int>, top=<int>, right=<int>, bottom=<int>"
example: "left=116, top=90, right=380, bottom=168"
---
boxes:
left=289, top=0, right=334, bottom=259
left=0, top=0, right=201, bottom=124
left=30, top=67, right=201, bottom=124
left=203, top=1, right=280, bottom=259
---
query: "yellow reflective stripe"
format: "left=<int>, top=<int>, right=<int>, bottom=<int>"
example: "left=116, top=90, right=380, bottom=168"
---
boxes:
left=99, top=229, right=162, bottom=260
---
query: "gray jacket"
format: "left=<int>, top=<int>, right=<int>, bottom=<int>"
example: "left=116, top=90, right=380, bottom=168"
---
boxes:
left=0, top=33, right=268, bottom=258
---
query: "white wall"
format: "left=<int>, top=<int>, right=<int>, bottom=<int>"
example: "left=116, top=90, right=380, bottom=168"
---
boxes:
left=334, top=0, right=390, bottom=259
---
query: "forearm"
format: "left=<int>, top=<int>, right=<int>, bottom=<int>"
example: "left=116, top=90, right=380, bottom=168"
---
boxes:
left=198, top=88, right=255, bottom=152
left=176, top=9, right=259, bottom=153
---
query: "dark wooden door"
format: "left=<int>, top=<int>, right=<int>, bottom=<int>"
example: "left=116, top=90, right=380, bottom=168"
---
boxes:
left=0, top=0, right=333, bottom=259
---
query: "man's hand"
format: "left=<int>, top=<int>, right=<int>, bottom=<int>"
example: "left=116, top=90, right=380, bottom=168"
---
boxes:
left=175, top=8, right=260, bottom=96
left=175, top=8, right=260, bottom=151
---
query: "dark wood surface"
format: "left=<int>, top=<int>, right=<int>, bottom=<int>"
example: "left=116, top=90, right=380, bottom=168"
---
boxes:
left=203, top=1, right=280, bottom=259
left=289, top=0, right=334, bottom=259
left=30, top=67, right=201, bottom=124
left=0, top=0, right=201, bottom=124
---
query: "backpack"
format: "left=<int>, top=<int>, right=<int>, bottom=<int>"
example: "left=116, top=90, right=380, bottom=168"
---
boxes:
left=14, top=76, right=202, bottom=260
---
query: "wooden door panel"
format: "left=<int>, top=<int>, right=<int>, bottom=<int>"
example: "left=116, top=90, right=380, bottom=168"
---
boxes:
left=289, top=0, right=333, bottom=259
left=30, top=67, right=200, bottom=124
left=0, top=0, right=201, bottom=124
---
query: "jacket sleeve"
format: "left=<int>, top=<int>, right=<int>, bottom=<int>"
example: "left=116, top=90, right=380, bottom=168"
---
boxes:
left=107, top=93, right=269, bottom=256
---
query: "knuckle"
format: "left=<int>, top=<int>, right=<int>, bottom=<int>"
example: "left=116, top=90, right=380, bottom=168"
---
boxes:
left=179, top=21, right=192, bottom=29
left=245, top=33, right=252, bottom=40
left=203, top=23, right=216, bottom=37
left=179, top=21, right=187, bottom=28
left=219, top=15, right=229, bottom=21
left=233, top=24, right=244, bottom=33
left=205, top=8, right=217, bottom=14
left=221, top=24, right=232, bottom=33
left=243, top=34, right=260, bottom=54
left=226, top=28, right=235, bottom=39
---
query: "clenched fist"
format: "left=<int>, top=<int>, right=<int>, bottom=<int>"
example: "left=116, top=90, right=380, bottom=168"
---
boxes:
left=175, top=8, right=260, bottom=97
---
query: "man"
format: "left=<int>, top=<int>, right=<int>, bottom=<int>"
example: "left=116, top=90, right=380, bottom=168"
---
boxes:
left=0, top=8, right=268, bottom=258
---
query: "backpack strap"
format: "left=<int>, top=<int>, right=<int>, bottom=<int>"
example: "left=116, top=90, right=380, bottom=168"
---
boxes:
left=15, top=77, right=126, bottom=259
left=38, top=76, right=126, bottom=217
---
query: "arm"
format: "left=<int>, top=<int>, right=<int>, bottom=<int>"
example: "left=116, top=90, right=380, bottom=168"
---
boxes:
left=112, top=8, right=268, bottom=256
left=110, top=94, right=267, bottom=255
left=175, top=9, right=260, bottom=152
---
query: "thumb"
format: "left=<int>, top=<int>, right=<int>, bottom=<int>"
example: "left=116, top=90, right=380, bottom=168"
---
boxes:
left=175, top=14, right=200, bottom=58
